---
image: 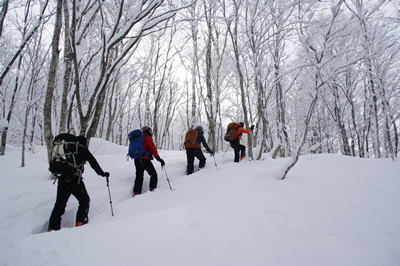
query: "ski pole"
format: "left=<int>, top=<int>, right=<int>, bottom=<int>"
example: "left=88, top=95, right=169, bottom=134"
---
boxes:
left=106, top=175, right=114, bottom=217
left=163, top=166, right=173, bottom=191
left=222, top=144, right=230, bottom=157
left=213, top=154, right=218, bottom=170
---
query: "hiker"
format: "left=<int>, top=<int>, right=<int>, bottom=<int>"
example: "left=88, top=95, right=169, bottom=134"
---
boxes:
left=132, top=126, right=165, bottom=195
left=228, top=122, right=254, bottom=162
left=48, top=135, right=109, bottom=231
left=184, top=126, right=214, bottom=175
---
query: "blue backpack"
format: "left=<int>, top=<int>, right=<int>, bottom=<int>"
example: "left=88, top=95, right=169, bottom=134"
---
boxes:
left=128, top=130, right=151, bottom=159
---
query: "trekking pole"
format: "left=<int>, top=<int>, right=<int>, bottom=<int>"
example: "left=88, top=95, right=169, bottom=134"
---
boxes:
left=213, top=154, right=218, bottom=170
left=163, top=166, right=173, bottom=191
left=106, top=176, right=114, bottom=217
left=222, top=144, right=230, bottom=157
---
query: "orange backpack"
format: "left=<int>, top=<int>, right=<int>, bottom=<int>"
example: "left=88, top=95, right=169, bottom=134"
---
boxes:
left=224, top=122, right=239, bottom=141
left=184, top=129, right=200, bottom=149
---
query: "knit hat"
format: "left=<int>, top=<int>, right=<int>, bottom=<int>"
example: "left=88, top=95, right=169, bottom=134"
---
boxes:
left=195, top=126, right=204, bottom=134
left=239, top=122, right=244, bottom=127
left=142, top=126, right=151, bottom=133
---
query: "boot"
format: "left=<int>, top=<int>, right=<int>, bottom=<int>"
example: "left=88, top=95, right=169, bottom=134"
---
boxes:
left=76, top=221, right=85, bottom=227
left=76, top=219, right=88, bottom=227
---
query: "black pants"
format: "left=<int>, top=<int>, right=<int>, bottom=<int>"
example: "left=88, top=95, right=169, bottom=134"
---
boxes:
left=230, top=140, right=245, bottom=162
left=134, top=159, right=157, bottom=194
left=186, top=148, right=206, bottom=175
left=48, top=176, right=90, bottom=231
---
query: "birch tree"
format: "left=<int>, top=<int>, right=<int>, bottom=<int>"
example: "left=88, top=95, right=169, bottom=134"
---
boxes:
left=185, top=0, right=201, bottom=129
left=44, top=0, right=62, bottom=160
left=59, top=0, right=72, bottom=133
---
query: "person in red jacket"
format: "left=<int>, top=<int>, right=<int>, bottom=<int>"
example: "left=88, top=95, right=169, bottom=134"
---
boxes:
left=230, top=122, right=254, bottom=162
left=133, top=126, right=165, bottom=195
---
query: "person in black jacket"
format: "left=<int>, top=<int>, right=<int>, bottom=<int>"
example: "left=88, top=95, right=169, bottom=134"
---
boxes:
left=48, top=135, right=109, bottom=231
left=185, top=126, right=214, bottom=175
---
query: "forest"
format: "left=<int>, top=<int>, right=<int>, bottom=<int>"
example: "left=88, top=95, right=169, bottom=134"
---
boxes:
left=0, top=0, right=399, bottom=176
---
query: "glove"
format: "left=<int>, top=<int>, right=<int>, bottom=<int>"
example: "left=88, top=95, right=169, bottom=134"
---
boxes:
left=250, top=125, right=255, bottom=131
left=103, top=172, right=110, bottom=178
left=209, top=150, right=214, bottom=155
left=156, top=157, right=165, bottom=167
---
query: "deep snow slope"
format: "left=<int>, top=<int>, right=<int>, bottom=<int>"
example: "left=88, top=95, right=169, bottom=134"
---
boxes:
left=0, top=139, right=399, bottom=266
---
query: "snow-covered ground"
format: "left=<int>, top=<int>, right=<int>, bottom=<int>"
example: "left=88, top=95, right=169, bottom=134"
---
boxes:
left=1, top=138, right=399, bottom=266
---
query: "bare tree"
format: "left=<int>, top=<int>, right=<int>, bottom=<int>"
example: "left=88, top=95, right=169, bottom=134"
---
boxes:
left=81, top=1, right=179, bottom=142
left=201, top=0, right=227, bottom=152
left=245, top=0, right=273, bottom=159
left=0, top=0, right=49, bottom=156
left=0, top=0, right=49, bottom=87
left=280, top=0, right=345, bottom=179
left=59, top=0, right=72, bottom=134
left=21, top=21, right=48, bottom=167
left=43, top=0, right=185, bottom=158
left=221, top=0, right=253, bottom=158
left=322, top=81, right=352, bottom=155
left=43, top=0, right=62, bottom=160
left=186, top=0, right=201, bottom=129
left=0, top=0, right=9, bottom=39
left=343, top=0, right=387, bottom=158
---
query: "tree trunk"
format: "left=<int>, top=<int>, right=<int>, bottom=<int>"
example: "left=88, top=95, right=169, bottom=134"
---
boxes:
left=226, top=1, right=251, bottom=157
left=190, top=6, right=198, bottom=129
left=274, top=36, right=290, bottom=157
left=21, top=104, right=31, bottom=167
left=367, top=60, right=381, bottom=158
left=333, top=84, right=351, bottom=155
left=204, top=4, right=216, bottom=151
left=0, top=0, right=9, bottom=39
left=59, top=0, right=72, bottom=133
left=43, top=0, right=63, bottom=160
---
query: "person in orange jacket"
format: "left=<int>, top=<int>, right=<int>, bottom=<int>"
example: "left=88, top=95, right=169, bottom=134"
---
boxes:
left=133, top=126, right=165, bottom=195
left=230, top=122, right=254, bottom=162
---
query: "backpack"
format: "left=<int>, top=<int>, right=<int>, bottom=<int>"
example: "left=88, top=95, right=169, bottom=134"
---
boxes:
left=184, top=129, right=200, bottom=149
left=224, top=122, right=239, bottom=142
left=128, top=130, right=151, bottom=159
left=49, top=133, right=83, bottom=178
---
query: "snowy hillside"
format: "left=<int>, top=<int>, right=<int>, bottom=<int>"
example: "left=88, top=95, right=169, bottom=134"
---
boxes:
left=0, top=138, right=399, bottom=266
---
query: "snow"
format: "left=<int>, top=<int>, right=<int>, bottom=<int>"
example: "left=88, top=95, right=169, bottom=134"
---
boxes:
left=1, top=138, right=400, bottom=266
left=0, top=118, right=8, bottom=128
